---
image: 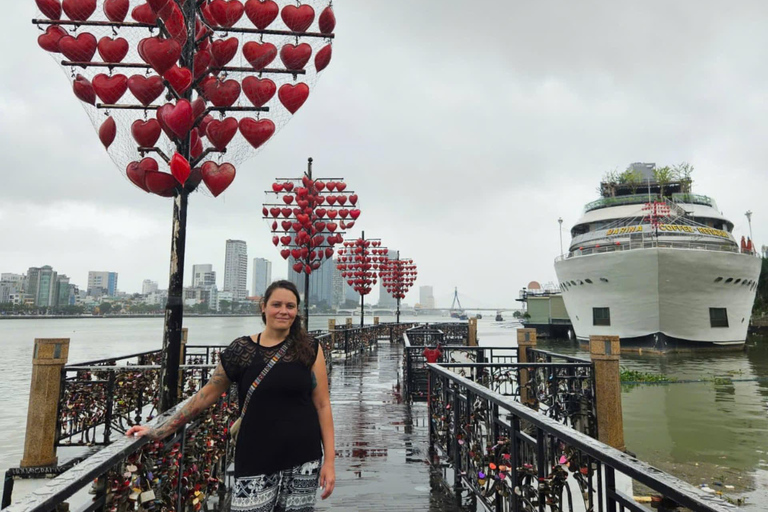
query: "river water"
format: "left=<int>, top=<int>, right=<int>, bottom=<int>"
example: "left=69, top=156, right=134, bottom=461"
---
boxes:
left=2, top=315, right=768, bottom=505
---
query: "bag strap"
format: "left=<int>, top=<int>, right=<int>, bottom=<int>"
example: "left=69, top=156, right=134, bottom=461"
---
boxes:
left=238, top=336, right=291, bottom=420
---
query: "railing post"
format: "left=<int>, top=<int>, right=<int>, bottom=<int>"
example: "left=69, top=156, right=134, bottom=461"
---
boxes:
left=467, top=317, right=477, bottom=346
left=177, top=327, right=188, bottom=398
left=20, top=338, right=70, bottom=467
left=516, top=329, right=537, bottom=407
left=344, top=328, right=349, bottom=356
left=103, top=371, right=115, bottom=445
left=346, top=317, right=353, bottom=327
left=373, top=316, right=379, bottom=325
left=589, top=335, right=625, bottom=451
left=328, top=319, right=336, bottom=350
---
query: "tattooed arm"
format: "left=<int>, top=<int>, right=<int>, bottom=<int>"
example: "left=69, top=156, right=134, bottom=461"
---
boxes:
left=126, top=363, right=232, bottom=440
left=311, top=347, right=335, bottom=499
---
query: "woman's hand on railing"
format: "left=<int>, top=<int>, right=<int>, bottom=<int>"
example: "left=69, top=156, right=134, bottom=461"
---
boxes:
left=125, top=424, right=155, bottom=439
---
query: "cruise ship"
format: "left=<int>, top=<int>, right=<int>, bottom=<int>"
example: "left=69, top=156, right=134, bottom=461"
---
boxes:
left=554, top=163, right=761, bottom=351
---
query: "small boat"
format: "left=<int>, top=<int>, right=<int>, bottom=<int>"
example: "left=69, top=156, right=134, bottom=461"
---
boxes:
left=495, top=311, right=504, bottom=322
left=476, top=313, right=483, bottom=319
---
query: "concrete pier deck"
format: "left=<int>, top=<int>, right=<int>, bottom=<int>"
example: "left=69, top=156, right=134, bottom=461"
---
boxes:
left=319, top=340, right=461, bottom=511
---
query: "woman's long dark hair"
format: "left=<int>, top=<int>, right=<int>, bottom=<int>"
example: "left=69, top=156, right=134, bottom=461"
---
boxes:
left=261, top=280, right=315, bottom=367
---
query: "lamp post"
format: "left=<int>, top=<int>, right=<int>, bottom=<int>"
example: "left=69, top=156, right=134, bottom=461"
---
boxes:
left=558, top=217, right=564, bottom=257
left=746, top=210, right=753, bottom=242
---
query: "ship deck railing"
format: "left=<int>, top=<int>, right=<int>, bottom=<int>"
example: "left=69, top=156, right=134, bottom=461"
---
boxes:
left=555, top=237, right=743, bottom=262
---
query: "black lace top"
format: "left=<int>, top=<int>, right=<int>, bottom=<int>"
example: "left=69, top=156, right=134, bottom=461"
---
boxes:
left=220, top=335, right=322, bottom=476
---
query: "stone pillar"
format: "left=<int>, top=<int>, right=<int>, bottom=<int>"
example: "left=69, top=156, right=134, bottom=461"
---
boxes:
left=516, top=329, right=537, bottom=407
left=21, top=338, right=70, bottom=467
left=589, top=335, right=625, bottom=451
left=468, top=318, right=478, bottom=346
left=328, top=319, right=336, bottom=349
left=346, top=317, right=353, bottom=327
left=373, top=316, right=379, bottom=325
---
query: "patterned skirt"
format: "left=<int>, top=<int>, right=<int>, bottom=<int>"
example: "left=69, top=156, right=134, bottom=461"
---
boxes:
left=231, top=459, right=321, bottom=512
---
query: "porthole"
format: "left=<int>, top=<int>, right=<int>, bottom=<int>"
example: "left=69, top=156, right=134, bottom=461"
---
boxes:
left=741, top=280, right=748, bottom=286
left=585, top=279, right=593, bottom=284
left=578, top=280, right=584, bottom=285
left=571, top=281, right=577, bottom=286
left=600, top=277, right=609, bottom=283
left=714, top=277, right=723, bottom=283
left=734, top=279, right=742, bottom=285
left=725, top=278, right=733, bottom=283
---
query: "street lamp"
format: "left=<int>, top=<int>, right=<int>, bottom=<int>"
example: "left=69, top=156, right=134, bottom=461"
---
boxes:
left=745, top=210, right=753, bottom=242
left=558, top=217, right=564, bottom=257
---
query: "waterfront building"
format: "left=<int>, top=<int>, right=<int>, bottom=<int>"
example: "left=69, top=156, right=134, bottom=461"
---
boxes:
left=419, top=286, right=435, bottom=309
left=0, top=274, right=24, bottom=304
left=87, top=271, right=118, bottom=297
left=191, top=264, right=216, bottom=288
left=55, top=275, right=74, bottom=307
left=331, top=264, right=345, bottom=308
left=217, top=291, right=234, bottom=312
left=223, top=240, right=248, bottom=301
left=142, top=279, right=158, bottom=295
left=26, top=266, right=58, bottom=307
left=251, top=258, right=272, bottom=298
left=377, top=250, right=398, bottom=308
left=287, top=257, right=334, bottom=310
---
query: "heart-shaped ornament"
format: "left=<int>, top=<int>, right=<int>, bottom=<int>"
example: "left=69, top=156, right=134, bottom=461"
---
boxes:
left=201, top=161, right=236, bottom=197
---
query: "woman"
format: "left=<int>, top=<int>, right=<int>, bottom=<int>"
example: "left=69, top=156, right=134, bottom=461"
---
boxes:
left=126, top=280, right=336, bottom=511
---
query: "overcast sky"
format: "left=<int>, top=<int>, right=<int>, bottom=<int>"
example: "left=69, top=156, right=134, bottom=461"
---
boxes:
left=3, top=1, right=768, bottom=308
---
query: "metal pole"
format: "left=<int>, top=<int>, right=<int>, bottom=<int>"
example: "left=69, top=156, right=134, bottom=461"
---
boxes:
left=746, top=210, right=753, bottom=248
left=159, top=0, right=195, bottom=412
left=360, top=231, right=365, bottom=328
left=304, top=158, right=313, bottom=328
left=396, top=251, right=401, bottom=324
left=558, top=217, right=563, bottom=257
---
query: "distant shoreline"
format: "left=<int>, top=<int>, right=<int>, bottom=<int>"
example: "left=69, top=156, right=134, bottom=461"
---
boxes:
left=0, top=313, right=420, bottom=320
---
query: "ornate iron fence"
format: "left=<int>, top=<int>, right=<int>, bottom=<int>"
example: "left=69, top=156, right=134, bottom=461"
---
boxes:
left=427, top=365, right=735, bottom=512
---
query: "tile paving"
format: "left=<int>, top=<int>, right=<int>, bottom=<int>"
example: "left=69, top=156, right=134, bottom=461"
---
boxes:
left=317, top=341, right=462, bottom=511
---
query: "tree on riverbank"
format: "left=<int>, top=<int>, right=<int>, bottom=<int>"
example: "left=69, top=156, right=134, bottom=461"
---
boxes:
left=752, top=257, right=768, bottom=318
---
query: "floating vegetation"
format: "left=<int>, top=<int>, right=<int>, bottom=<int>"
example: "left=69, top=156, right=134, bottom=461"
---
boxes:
left=620, top=368, right=677, bottom=384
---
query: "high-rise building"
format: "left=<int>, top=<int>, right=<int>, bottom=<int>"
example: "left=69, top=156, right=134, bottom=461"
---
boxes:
left=223, top=240, right=248, bottom=301
left=88, top=271, right=118, bottom=297
left=252, top=258, right=272, bottom=298
left=191, top=264, right=216, bottom=288
left=142, top=279, right=159, bottom=295
left=378, top=250, right=398, bottom=307
left=25, top=266, right=59, bottom=307
left=55, top=275, right=71, bottom=307
left=419, top=285, right=435, bottom=309
left=287, top=257, right=335, bottom=310
left=0, top=274, right=23, bottom=304
left=331, top=263, right=345, bottom=308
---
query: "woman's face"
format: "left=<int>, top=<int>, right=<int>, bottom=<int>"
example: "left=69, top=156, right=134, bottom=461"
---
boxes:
left=262, top=288, right=298, bottom=330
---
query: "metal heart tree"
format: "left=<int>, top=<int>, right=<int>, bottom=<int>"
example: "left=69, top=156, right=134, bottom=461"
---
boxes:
left=379, top=251, right=417, bottom=324
left=32, top=0, right=336, bottom=410
left=335, top=233, right=388, bottom=327
left=262, top=157, right=360, bottom=323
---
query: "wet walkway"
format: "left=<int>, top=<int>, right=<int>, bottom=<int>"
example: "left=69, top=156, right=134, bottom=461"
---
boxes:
left=318, top=341, right=461, bottom=511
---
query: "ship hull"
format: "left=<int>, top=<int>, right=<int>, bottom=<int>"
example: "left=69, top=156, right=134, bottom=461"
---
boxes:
left=554, top=248, right=761, bottom=352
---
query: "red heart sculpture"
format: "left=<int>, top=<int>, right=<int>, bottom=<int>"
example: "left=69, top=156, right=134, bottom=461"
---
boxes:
left=292, top=263, right=304, bottom=273
left=281, top=4, right=314, bottom=32
left=126, top=157, right=159, bottom=192
left=127, top=75, right=164, bottom=106
left=278, top=83, right=309, bottom=114
left=158, top=100, right=194, bottom=139
left=38, top=26, right=67, bottom=53
left=201, top=2, right=218, bottom=25
left=202, top=79, right=241, bottom=107
left=97, top=36, right=129, bottom=63
left=170, top=152, right=191, bottom=184
left=205, top=117, right=238, bottom=151
left=318, top=6, right=336, bottom=34
left=336, top=195, right=347, bottom=206
left=349, top=194, right=358, bottom=205
left=99, top=116, right=116, bottom=148
left=72, top=74, right=95, bottom=104
left=281, top=207, right=292, bottom=218
left=131, top=119, right=162, bottom=147
left=291, top=249, right=301, bottom=259
left=279, top=43, right=312, bottom=71
left=282, top=195, right=294, bottom=205
left=338, top=209, right=348, bottom=219
left=59, top=32, right=97, bottom=62
left=326, top=210, right=337, bottom=219
left=146, top=0, right=168, bottom=13
left=326, top=195, right=336, bottom=205
left=92, top=73, right=128, bottom=104
left=210, top=0, right=244, bottom=27
left=163, top=5, right=187, bottom=46
left=198, top=114, right=214, bottom=135
left=244, top=0, right=278, bottom=29
left=325, top=248, right=334, bottom=258
left=326, top=222, right=337, bottom=232
left=192, top=96, right=207, bottom=121
left=281, top=236, right=293, bottom=246
left=62, top=0, right=96, bottom=21
left=336, top=182, right=347, bottom=192
left=239, top=118, right=275, bottom=149
left=315, top=44, right=332, bottom=72
left=211, top=37, right=239, bottom=67
left=103, top=0, right=129, bottom=22
left=132, top=3, right=156, bottom=24
left=270, top=207, right=280, bottom=217
left=141, top=37, right=181, bottom=74
left=36, top=0, right=62, bottom=20
left=163, top=65, right=192, bottom=95
left=242, top=76, right=276, bottom=107
left=326, top=181, right=337, bottom=191
left=145, top=171, right=178, bottom=197
left=243, top=41, right=277, bottom=70
left=349, top=209, right=361, bottom=220
left=281, top=220, right=292, bottom=231
left=280, top=249, right=290, bottom=259
left=190, top=129, right=203, bottom=159
left=193, top=49, right=212, bottom=79
left=272, top=183, right=284, bottom=192
left=283, top=182, right=294, bottom=191
left=201, top=161, right=236, bottom=197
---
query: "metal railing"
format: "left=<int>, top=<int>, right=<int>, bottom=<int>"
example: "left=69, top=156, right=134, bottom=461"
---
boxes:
left=555, top=237, right=740, bottom=262
left=4, top=391, right=236, bottom=512
left=427, top=365, right=735, bottom=512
